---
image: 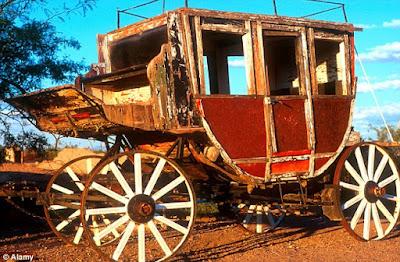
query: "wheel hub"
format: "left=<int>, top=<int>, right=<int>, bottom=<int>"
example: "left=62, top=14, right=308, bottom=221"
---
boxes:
left=127, top=194, right=155, bottom=223
left=364, top=181, right=385, bottom=203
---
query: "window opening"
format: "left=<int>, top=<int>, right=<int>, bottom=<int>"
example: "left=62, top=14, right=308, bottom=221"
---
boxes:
left=202, top=30, right=248, bottom=95
left=263, top=35, right=300, bottom=96
left=314, top=39, right=346, bottom=95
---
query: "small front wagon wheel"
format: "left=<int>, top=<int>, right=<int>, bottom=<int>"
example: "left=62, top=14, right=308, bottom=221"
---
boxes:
left=81, top=151, right=196, bottom=261
left=334, top=142, right=400, bottom=241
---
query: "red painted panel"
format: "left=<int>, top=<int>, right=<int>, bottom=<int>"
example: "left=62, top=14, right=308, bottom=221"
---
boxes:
left=313, top=97, right=352, bottom=153
left=237, top=163, right=265, bottom=178
left=271, top=160, right=309, bottom=174
left=272, top=99, right=308, bottom=153
left=314, top=157, right=330, bottom=170
left=200, top=97, right=266, bottom=159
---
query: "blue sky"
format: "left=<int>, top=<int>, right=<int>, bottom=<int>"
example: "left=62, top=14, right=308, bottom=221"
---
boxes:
left=28, top=0, right=400, bottom=145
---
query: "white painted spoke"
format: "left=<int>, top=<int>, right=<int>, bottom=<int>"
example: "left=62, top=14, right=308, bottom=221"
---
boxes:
left=91, top=182, right=128, bottom=205
left=342, top=194, right=363, bottom=210
left=49, top=205, right=68, bottom=211
left=152, top=176, right=185, bottom=201
left=65, top=166, right=85, bottom=191
left=256, top=205, right=263, bottom=233
left=138, top=223, right=146, bottom=262
left=103, top=218, right=120, bottom=238
left=73, top=226, right=84, bottom=245
left=373, top=155, right=389, bottom=183
left=350, top=199, right=367, bottom=230
left=112, top=222, right=135, bottom=261
left=339, top=181, right=360, bottom=192
left=371, top=203, right=384, bottom=239
left=378, top=174, right=397, bottom=188
left=355, top=147, right=369, bottom=182
left=52, top=184, right=74, bottom=195
left=135, top=153, right=143, bottom=195
left=109, top=162, right=134, bottom=198
left=56, top=209, right=80, bottom=231
left=376, top=200, right=395, bottom=223
left=368, top=145, right=375, bottom=180
left=363, top=203, right=371, bottom=240
left=86, top=207, right=126, bottom=216
left=383, top=194, right=398, bottom=202
left=154, top=215, right=189, bottom=235
left=345, top=161, right=365, bottom=186
left=144, top=159, right=166, bottom=195
left=156, top=202, right=192, bottom=210
left=148, top=220, right=172, bottom=257
left=86, top=158, right=93, bottom=174
left=94, top=215, right=130, bottom=242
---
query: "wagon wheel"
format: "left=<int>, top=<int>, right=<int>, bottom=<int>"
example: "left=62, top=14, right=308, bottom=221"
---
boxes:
left=44, top=155, right=117, bottom=245
left=334, top=142, right=400, bottom=241
left=234, top=202, right=285, bottom=234
left=81, top=150, right=196, bottom=261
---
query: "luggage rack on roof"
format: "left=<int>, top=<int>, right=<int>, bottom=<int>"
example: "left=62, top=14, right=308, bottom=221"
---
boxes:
left=116, top=0, right=349, bottom=29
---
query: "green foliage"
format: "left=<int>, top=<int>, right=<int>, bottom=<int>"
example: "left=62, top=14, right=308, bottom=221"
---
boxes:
left=0, top=128, right=49, bottom=156
left=372, top=125, right=400, bottom=142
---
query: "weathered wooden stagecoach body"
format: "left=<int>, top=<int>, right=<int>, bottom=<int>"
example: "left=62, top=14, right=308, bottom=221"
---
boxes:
left=7, top=8, right=400, bottom=262
left=11, top=8, right=357, bottom=184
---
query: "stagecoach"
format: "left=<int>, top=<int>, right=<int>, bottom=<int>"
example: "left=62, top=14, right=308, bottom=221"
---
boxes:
left=5, top=7, right=400, bottom=261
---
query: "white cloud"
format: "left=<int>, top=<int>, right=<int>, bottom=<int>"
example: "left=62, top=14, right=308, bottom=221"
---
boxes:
left=357, top=79, right=400, bottom=93
left=228, top=59, right=245, bottom=67
left=358, top=42, right=400, bottom=62
left=354, top=104, right=400, bottom=121
left=355, top=23, right=377, bottom=29
left=383, top=19, right=400, bottom=28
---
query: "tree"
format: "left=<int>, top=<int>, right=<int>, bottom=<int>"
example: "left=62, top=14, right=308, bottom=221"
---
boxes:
left=0, top=0, right=95, bottom=100
left=372, top=125, right=400, bottom=142
left=0, top=0, right=95, bottom=147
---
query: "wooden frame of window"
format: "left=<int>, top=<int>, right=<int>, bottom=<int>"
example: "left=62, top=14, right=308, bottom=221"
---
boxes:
left=193, top=17, right=256, bottom=96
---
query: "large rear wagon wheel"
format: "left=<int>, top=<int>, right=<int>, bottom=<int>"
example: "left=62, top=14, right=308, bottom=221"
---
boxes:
left=44, top=155, right=115, bottom=245
left=334, top=142, right=400, bottom=241
left=81, top=151, right=196, bottom=261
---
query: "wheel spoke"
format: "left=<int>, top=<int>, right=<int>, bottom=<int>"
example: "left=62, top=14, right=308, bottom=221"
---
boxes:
left=378, top=174, right=397, bottom=188
left=49, top=205, right=68, bottom=210
left=91, top=182, right=129, bottom=205
left=135, top=153, right=143, bottom=195
left=350, top=199, right=367, bottom=230
left=373, top=155, right=389, bottom=183
left=103, top=217, right=120, bottom=238
left=65, top=167, right=85, bottom=191
left=256, top=205, right=263, bottom=233
left=86, top=158, right=93, bottom=174
left=86, top=207, right=126, bottom=216
left=154, top=215, right=189, bottom=235
left=109, top=162, right=135, bottom=198
left=342, top=194, right=363, bottom=210
left=382, top=194, right=399, bottom=201
left=73, top=225, right=84, bottom=245
left=143, top=159, right=166, bottom=195
left=363, top=203, right=371, bottom=240
left=156, top=202, right=192, bottom=210
left=345, top=161, right=365, bottom=186
left=355, top=147, right=369, bottom=182
left=56, top=209, right=80, bottom=231
left=148, top=220, right=172, bottom=257
left=138, top=223, right=146, bottom=262
left=151, top=176, right=185, bottom=201
left=371, top=203, right=384, bottom=239
left=376, top=200, right=395, bottom=223
left=112, top=221, right=135, bottom=261
left=368, top=145, right=375, bottom=180
left=339, top=181, right=360, bottom=191
left=52, top=184, right=74, bottom=195
left=94, top=215, right=130, bottom=242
